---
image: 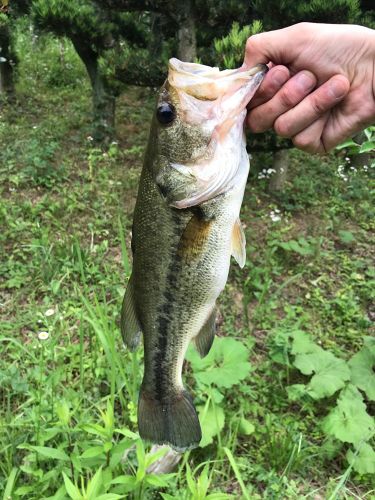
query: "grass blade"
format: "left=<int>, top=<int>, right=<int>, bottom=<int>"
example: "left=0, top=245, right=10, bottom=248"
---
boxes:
left=223, top=447, right=250, bottom=500
left=3, top=467, right=18, bottom=500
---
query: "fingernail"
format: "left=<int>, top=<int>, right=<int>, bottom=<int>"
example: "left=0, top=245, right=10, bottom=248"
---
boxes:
left=272, top=69, right=289, bottom=87
left=295, top=72, right=316, bottom=91
left=328, top=79, right=348, bottom=99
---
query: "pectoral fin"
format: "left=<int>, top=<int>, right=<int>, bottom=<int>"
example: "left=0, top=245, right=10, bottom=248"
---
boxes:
left=194, top=307, right=217, bottom=358
left=231, top=218, right=246, bottom=268
left=121, top=274, right=141, bottom=351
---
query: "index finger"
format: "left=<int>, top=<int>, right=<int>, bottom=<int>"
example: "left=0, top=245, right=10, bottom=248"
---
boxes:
left=248, top=65, right=290, bottom=109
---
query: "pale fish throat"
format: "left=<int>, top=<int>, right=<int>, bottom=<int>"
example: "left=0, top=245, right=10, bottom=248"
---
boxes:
left=167, top=58, right=268, bottom=209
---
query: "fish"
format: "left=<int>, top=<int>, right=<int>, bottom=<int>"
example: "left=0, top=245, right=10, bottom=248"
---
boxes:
left=121, top=58, right=267, bottom=451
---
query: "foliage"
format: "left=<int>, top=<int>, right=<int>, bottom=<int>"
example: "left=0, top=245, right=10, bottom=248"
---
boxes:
left=187, top=337, right=252, bottom=447
left=270, top=330, right=375, bottom=474
left=1, top=16, right=374, bottom=500
left=214, top=20, right=262, bottom=69
left=336, top=126, right=375, bottom=158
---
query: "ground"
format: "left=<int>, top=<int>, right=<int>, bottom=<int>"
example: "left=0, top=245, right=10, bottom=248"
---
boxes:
left=0, top=33, right=374, bottom=499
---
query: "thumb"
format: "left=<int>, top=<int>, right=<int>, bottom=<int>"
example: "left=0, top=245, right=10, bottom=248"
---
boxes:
left=244, top=24, right=305, bottom=68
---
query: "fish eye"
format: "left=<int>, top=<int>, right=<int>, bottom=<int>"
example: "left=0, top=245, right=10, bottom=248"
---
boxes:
left=156, top=103, right=176, bottom=125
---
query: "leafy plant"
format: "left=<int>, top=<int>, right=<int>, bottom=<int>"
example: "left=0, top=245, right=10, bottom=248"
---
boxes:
left=336, top=126, right=375, bottom=157
left=270, top=331, right=375, bottom=474
left=186, top=337, right=252, bottom=447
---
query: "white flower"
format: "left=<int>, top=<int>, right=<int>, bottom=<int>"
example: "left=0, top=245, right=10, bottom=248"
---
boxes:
left=267, top=168, right=276, bottom=174
left=270, top=210, right=282, bottom=222
left=38, top=331, right=49, bottom=340
left=45, top=308, right=55, bottom=317
left=87, top=136, right=94, bottom=142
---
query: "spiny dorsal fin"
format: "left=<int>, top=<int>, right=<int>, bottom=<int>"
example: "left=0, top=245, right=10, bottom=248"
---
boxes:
left=194, top=307, right=217, bottom=358
left=121, top=274, right=142, bottom=351
left=231, top=217, right=246, bottom=268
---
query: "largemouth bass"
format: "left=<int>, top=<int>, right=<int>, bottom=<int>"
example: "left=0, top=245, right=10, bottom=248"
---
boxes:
left=121, top=58, right=267, bottom=451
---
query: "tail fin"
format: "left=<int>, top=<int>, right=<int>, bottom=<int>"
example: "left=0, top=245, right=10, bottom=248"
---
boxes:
left=138, top=387, right=202, bottom=452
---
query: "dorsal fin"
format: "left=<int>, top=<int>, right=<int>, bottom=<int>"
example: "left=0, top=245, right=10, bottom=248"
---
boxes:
left=231, top=218, right=246, bottom=268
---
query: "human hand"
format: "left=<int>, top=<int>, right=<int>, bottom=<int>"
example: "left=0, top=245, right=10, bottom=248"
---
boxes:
left=245, top=23, right=375, bottom=153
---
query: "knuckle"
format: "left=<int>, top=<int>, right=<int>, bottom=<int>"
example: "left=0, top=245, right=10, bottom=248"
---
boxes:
left=248, top=114, right=266, bottom=133
left=310, top=95, right=328, bottom=116
left=279, top=87, right=297, bottom=109
left=292, top=134, right=316, bottom=152
left=274, top=116, right=292, bottom=137
left=246, top=34, right=262, bottom=53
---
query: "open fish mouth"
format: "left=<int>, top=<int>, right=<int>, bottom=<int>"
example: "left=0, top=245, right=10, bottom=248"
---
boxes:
left=168, top=58, right=267, bottom=101
left=165, top=59, right=268, bottom=209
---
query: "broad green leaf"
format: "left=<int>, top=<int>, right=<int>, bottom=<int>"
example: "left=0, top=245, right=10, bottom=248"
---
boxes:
left=348, top=336, right=375, bottom=401
left=335, top=139, right=358, bottom=150
left=145, top=473, right=175, bottom=487
left=322, top=385, right=374, bottom=443
left=238, top=418, right=255, bottom=436
left=359, top=141, right=375, bottom=153
left=187, top=337, right=251, bottom=388
left=110, top=475, right=137, bottom=489
left=62, top=473, right=82, bottom=500
left=338, top=230, right=355, bottom=244
left=290, top=331, right=319, bottom=355
left=293, top=347, right=350, bottom=399
left=364, top=127, right=373, bottom=140
left=346, top=443, right=375, bottom=475
left=198, top=401, right=225, bottom=447
left=30, top=446, right=69, bottom=461
left=286, top=384, right=307, bottom=401
left=81, top=423, right=108, bottom=438
left=80, top=446, right=105, bottom=459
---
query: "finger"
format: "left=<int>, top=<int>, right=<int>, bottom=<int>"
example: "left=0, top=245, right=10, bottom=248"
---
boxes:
left=244, top=24, right=312, bottom=68
left=248, top=65, right=290, bottom=109
left=274, top=75, right=350, bottom=138
left=292, top=113, right=329, bottom=154
left=247, top=70, right=317, bottom=133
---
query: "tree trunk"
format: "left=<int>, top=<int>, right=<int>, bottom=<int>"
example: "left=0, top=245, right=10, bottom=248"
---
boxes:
left=71, top=39, right=115, bottom=144
left=0, top=24, right=16, bottom=99
left=176, top=0, right=197, bottom=62
left=268, top=149, right=289, bottom=193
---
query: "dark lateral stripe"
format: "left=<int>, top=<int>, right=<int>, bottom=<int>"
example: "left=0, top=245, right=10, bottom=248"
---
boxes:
left=153, top=213, right=185, bottom=400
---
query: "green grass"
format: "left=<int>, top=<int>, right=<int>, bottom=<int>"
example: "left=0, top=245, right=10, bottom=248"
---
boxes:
left=0, top=30, right=374, bottom=499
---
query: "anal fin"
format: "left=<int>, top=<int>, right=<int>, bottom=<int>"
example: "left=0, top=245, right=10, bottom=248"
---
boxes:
left=121, top=274, right=141, bottom=351
left=194, top=307, right=217, bottom=358
left=231, top=217, right=246, bottom=268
